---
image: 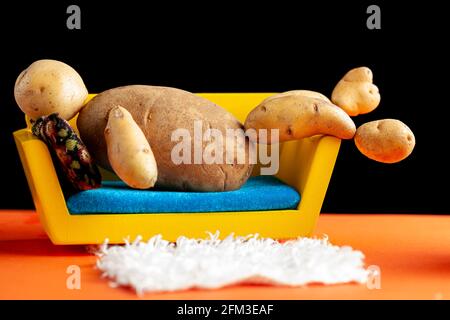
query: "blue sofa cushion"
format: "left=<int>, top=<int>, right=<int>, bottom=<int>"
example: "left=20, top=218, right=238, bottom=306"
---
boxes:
left=67, top=175, right=301, bottom=214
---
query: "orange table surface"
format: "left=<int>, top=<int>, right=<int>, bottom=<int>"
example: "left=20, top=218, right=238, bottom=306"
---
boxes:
left=1, top=210, right=450, bottom=300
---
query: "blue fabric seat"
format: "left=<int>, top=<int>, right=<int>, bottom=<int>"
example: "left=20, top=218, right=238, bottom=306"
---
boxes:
left=67, top=176, right=301, bottom=214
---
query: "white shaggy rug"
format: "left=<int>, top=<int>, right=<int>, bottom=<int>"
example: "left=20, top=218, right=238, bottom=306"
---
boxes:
left=96, top=232, right=368, bottom=294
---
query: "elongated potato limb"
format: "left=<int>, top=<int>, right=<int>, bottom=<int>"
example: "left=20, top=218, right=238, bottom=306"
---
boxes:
left=244, top=93, right=356, bottom=143
left=105, top=106, right=158, bottom=189
left=263, top=90, right=331, bottom=104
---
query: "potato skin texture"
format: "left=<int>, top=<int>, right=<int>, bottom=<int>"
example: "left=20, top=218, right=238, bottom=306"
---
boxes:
left=331, top=66, right=381, bottom=116
left=14, top=59, right=88, bottom=120
left=78, top=85, right=253, bottom=192
left=105, top=106, right=158, bottom=189
left=354, top=119, right=415, bottom=163
left=244, top=93, right=356, bottom=143
left=264, top=90, right=331, bottom=103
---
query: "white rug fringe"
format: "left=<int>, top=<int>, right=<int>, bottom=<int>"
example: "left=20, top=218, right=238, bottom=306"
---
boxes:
left=96, top=232, right=368, bottom=294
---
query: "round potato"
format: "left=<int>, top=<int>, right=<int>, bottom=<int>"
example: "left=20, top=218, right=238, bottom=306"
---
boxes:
left=77, top=85, right=253, bottom=192
left=14, top=59, right=88, bottom=120
left=244, top=92, right=356, bottom=143
left=354, top=119, right=415, bottom=163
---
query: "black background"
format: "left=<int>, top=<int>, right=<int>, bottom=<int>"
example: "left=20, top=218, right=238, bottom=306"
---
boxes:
left=0, top=1, right=448, bottom=213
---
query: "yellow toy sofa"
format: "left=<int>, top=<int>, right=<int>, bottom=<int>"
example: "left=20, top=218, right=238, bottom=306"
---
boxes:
left=13, top=93, right=340, bottom=244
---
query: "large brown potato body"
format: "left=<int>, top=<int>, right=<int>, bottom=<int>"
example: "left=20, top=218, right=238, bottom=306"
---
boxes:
left=77, top=85, right=253, bottom=191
